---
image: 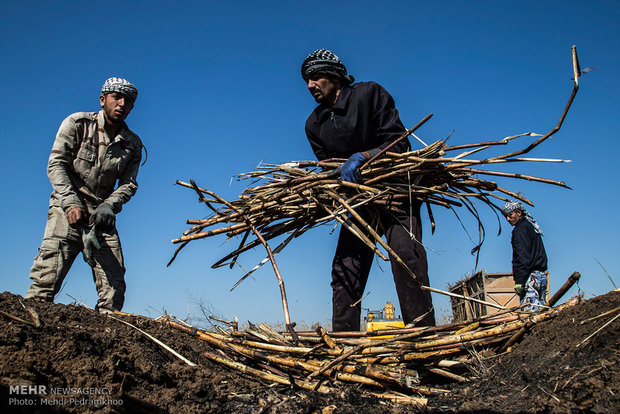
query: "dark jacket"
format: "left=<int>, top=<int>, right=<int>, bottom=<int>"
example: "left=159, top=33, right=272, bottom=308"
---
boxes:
left=305, top=81, right=409, bottom=161
left=511, top=218, right=548, bottom=285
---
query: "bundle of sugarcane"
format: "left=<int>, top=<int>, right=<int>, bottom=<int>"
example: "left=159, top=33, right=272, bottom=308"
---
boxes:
left=172, top=128, right=568, bottom=258
left=168, top=46, right=584, bottom=330
left=154, top=273, right=581, bottom=406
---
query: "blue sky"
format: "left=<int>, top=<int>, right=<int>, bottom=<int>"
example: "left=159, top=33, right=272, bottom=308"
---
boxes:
left=2, top=1, right=618, bottom=328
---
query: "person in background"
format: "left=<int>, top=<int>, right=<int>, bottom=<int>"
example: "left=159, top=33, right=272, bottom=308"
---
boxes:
left=501, top=200, right=548, bottom=311
left=26, top=77, right=143, bottom=313
left=301, top=48, right=434, bottom=331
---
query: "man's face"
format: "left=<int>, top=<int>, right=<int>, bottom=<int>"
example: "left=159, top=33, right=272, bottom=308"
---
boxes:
left=505, top=210, right=523, bottom=226
left=306, top=74, right=340, bottom=105
left=100, top=92, right=134, bottom=125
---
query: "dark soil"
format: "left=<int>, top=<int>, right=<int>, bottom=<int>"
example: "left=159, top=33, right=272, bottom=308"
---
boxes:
left=429, top=290, right=619, bottom=413
left=0, top=290, right=617, bottom=413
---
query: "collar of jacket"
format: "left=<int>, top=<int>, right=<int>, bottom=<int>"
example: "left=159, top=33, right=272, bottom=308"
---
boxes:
left=96, top=110, right=132, bottom=143
left=332, top=84, right=353, bottom=111
left=316, top=84, right=354, bottom=122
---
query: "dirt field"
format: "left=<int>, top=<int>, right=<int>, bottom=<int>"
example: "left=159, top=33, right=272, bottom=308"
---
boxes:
left=0, top=290, right=617, bottom=413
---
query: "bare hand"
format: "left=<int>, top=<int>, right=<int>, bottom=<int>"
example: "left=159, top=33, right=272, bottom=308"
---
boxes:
left=67, top=207, right=86, bottom=226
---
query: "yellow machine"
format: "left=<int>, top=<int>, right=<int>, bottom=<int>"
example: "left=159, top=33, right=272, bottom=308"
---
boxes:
left=365, top=302, right=404, bottom=336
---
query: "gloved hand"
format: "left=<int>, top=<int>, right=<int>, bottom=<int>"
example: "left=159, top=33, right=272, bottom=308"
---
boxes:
left=514, top=284, right=525, bottom=296
left=340, top=152, right=367, bottom=183
left=92, top=203, right=115, bottom=231
left=82, top=226, right=101, bottom=267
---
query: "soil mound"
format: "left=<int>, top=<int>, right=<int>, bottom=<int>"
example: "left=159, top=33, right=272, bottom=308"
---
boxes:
left=429, top=290, right=619, bottom=413
left=0, top=290, right=618, bottom=413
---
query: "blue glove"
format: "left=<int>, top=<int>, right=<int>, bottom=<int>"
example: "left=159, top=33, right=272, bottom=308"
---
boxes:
left=92, top=203, right=115, bottom=231
left=340, top=152, right=367, bottom=183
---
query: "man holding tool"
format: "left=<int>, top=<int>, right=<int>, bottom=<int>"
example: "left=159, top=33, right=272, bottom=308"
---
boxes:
left=302, top=49, right=434, bottom=331
left=25, top=77, right=143, bottom=313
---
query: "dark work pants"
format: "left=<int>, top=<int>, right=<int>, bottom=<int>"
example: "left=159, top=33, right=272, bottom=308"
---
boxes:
left=331, top=207, right=435, bottom=331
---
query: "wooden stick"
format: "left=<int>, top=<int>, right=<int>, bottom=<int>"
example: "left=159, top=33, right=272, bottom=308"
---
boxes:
left=580, top=306, right=620, bottom=325
left=0, top=309, right=37, bottom=326
left=108, top=315, right=197, bottom=366
left=576, top=312, right=620, bottom=348
left=548, top=271, right=581, bottom=307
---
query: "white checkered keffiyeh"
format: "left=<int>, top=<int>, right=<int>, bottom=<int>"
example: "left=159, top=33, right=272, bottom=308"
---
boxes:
left=101, top=77, right=138, bottom=102
left=501, top=201, right=543, bottom=235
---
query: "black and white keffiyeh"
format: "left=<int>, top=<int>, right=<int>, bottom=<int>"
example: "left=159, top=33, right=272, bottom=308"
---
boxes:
left=301, top=49, right=355, bottom=85
left=501, top=201, right=543, bottom=235
left=101, top=77, right=138, bottom=103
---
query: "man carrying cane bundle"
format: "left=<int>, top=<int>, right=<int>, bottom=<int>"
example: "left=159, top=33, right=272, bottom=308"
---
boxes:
left=301, top=49, right=435, bottom=331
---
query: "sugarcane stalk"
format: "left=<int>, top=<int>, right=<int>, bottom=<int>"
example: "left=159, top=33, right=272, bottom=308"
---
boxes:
left=172, top=222, right=248, bottom=243
left=367, top=391, right=428, bottom=407
left=580, top=306, right=620, bottom=325
left=108, top=315, right=196, bottom=366
left=189, top=181, right=297, bottom=337
left=230, top=229, right=303, bottom=291
left=324, top=189, right=423, bottom=285
left=172, top=319, right=397, bottom=389
left=361, top=348, right=462, bottom=365
left=453, top=168, right=570, bottom=188
left=494, top=46, right=581, bottom=162
left=575, top=312, right=620, bottom=348
left=410, top=313, right=553, bottom=351
left=203, top=351, right=333, bottom=393
left=428, top=367, right=469, bottom=383
left=324, top=188, right=502, bottom=312
left=316, top=198, right=389, bottom=261
left=443, top=134, right=530, bottom=151
left=316, top=326, right=341, bottom=350
left=360, top=113, right=434, bottom=169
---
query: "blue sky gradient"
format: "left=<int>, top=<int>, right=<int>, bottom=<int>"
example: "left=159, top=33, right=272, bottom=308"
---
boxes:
left=2, top=1, right=618, bottom=327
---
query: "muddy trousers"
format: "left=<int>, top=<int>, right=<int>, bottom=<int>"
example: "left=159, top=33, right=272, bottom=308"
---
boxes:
left=519, top=270, right=548, bottom=312
left=330, top=208, right=435, bottom=331
left=25, top=205, right=126, bottom=313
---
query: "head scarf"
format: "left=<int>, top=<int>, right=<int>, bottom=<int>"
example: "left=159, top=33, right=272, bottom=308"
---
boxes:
left=501, top=201, right=543, bottom=235
left=101, top=77, right=138, bottom=103
left=301, top=49, right=355, bottom=85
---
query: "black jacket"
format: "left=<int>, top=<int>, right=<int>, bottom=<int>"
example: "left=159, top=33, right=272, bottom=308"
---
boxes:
left=511, top=218, right=548, bottom=285
left=305, top=81, right=409, bottom=161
